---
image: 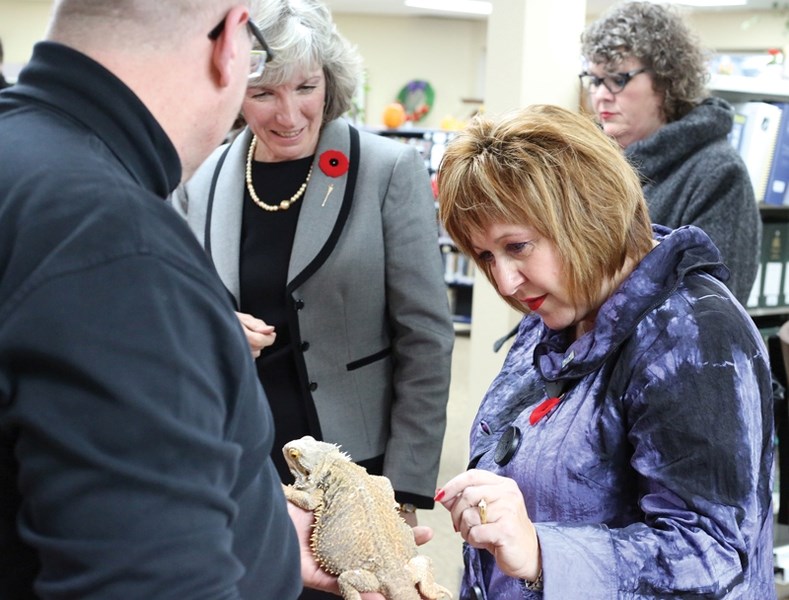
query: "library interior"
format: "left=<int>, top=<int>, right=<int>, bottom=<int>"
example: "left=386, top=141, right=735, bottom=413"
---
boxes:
left=5, top=0, right=789, bottom=596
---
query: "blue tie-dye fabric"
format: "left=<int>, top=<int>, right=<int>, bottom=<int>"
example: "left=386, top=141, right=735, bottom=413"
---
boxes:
left=462, top=225, right=776, bottom=599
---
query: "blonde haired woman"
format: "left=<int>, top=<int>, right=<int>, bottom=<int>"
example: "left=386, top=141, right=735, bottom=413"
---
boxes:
left=435, top=105, right=774, bottom=599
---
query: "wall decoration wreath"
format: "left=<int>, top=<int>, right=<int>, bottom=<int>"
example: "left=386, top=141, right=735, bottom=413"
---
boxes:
left=396, top=80, right=435, bottom=122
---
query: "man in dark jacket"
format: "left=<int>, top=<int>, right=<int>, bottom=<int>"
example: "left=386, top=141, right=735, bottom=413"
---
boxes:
left=0, top=1, right=314, bottom=598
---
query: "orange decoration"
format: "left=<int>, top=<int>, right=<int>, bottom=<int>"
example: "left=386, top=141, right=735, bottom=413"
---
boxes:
left=382, top=102, right=406, bottom=129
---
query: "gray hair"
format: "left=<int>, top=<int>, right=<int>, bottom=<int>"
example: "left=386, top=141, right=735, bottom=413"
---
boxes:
left=581, top=1, right=709, bottom=122
left=253, top=0, right=362, bottom=122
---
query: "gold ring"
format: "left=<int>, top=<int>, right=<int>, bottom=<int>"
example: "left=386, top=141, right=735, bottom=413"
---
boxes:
left=477, top=498, right=488, bottom=524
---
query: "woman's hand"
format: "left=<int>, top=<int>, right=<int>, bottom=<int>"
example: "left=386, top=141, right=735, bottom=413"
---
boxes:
left=434, top=469, right=541, bottom=582
left=287, top=501, right=434, bottom=597
left=235, top=311, right=275, bottom=358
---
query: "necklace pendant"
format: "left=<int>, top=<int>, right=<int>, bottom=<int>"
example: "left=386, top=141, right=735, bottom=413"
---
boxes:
left=246, top=135, right=312, bottom=213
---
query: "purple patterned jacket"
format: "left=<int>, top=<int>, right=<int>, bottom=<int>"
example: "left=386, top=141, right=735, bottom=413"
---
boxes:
left=462, top=225, right=775, bottom=599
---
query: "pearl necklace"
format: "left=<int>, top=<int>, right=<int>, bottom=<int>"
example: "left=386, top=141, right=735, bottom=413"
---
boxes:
left=245, top=135, right=312, bottom=212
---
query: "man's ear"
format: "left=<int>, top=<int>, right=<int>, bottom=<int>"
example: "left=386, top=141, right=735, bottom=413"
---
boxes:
left=211, top=5, right=249, bottom=88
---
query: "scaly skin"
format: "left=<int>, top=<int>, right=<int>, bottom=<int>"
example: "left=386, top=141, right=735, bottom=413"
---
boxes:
left=283, top=436, right=452, bottom=600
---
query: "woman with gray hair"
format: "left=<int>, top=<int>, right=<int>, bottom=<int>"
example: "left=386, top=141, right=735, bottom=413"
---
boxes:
left=174, top=6, right=453, bottom=599
left=581, top=1, right=760, bottom=305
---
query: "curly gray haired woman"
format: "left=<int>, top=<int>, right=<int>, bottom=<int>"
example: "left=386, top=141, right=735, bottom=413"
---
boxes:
left=581, top=1, right=708, bottom=122
left=579, top=1, right=760, bottom=306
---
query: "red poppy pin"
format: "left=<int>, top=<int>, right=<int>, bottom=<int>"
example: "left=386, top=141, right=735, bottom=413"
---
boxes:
left=319, top=150, right=350, bottom=178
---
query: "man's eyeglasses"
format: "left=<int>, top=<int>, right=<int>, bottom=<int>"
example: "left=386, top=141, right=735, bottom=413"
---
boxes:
left=208, top=17, right=274, bottom=84
left=578, top=67, right=650, bottom=95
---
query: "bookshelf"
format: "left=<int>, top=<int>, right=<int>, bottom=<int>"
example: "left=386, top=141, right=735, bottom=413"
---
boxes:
left=709, top=78, right=789, bottom=327
left=702, top=73, right=789, bottom=569
left=440, top=236, right=474, bottom=326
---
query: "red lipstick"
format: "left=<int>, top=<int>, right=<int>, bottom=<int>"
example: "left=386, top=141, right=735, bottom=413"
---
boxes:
left=524, top=295, right=546, bottom=311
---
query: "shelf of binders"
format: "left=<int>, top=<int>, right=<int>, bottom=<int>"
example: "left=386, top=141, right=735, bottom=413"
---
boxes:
left=747, top=213, right=789, bottom=317
left=709, top=79, right=789, bottom=322
left=705, top=75, right=789, bottom=206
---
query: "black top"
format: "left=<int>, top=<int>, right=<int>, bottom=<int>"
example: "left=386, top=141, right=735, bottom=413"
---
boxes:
left=239, top=156, right=321, bottom=481
left=0, top=41, right=301, bottom=599
left=238, top=157, right=385, bottom=484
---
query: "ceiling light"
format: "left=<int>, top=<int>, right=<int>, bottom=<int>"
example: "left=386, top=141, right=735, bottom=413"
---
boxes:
left=652, top=0, right=747, bottom=6
left=404, top=0, right=493, bottom=16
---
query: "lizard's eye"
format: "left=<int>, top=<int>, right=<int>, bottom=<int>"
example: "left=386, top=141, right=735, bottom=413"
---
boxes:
left=289, top=449, right=300, bottom=460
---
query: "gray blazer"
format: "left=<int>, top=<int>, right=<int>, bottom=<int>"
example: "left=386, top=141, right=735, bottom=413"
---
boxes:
left=172, top=119, right=454, bottom=501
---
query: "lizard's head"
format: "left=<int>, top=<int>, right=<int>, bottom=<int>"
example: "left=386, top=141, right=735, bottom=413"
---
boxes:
left=283, top=436, right=352, bottom=488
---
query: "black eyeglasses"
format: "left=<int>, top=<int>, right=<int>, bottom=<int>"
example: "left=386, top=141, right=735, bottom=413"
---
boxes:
left=208, top=16, right=274, bottom=84
left=578, top=67, right=650, bottom=95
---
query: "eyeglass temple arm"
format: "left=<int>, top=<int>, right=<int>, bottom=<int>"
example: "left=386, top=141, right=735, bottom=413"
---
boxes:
left=247, top=20, right=274, bottom=62
left=207, top=15, right=275, bottom=63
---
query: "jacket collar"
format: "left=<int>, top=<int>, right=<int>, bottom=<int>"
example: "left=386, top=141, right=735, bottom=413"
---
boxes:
left=289, top=119, right=354, bottom=281
left=205, top=119, right=358, bottom=301
left=625, top=97, right=734, bottom=181
left=10, top=42, right=181, bottom=197
left=535, top=225, right=729, bottom=381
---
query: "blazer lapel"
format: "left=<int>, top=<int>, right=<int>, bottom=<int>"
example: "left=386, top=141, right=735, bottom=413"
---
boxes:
left=208, top=128, right=250, bottom=303
left=288, top=119, right=357, bottom=285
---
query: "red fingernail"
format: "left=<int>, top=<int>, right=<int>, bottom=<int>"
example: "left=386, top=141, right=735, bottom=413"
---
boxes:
left=434, top=488, right=445, bottom=502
